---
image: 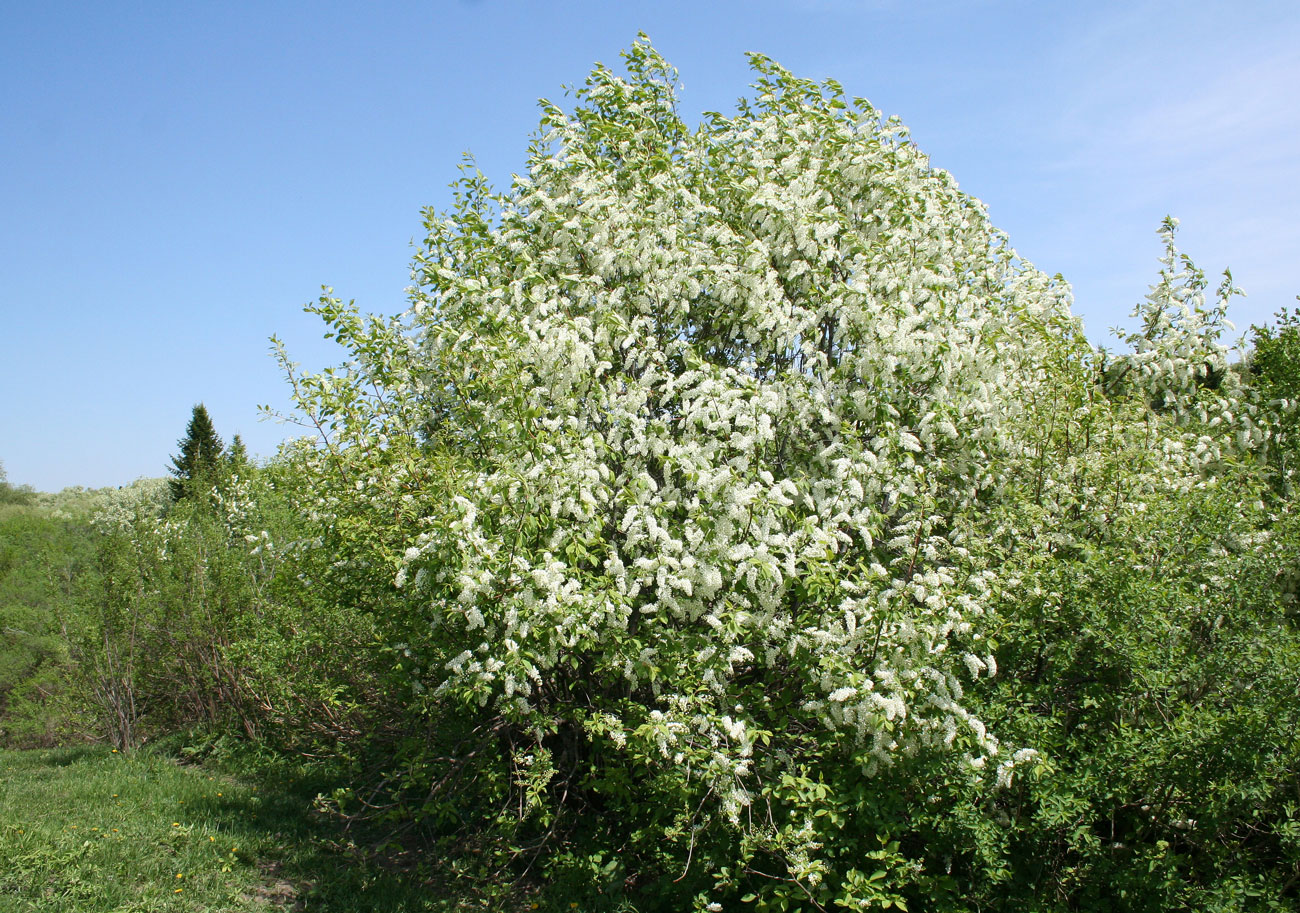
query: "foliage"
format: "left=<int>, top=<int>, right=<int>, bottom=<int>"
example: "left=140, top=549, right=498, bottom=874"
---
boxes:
left=0, top=481, right=175, bottom=748
left=66, top=465, right=303, bottom=748
left=267, top=37, right=1295, bottom=909
left=947, top=471, right=1300, bottom=910
left=0, top=507, right=94, bottom=746
left=1250, top=305, right=1300, bottom=487
left=0, top=461, right=37, bottom=507
left=35, top=478, right=170, bottom=520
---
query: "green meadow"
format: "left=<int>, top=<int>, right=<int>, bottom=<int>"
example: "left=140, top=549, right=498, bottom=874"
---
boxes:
left=0, top=746, right=527, bottom=912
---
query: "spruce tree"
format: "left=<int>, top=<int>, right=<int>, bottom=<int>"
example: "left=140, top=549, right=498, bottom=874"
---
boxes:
left=168, top=404, right=225, bottom=501
left=226, top=433, right=249, bottom=471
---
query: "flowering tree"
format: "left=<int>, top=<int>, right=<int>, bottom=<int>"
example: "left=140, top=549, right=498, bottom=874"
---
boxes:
left=280, top=37, right=1280, bottom=909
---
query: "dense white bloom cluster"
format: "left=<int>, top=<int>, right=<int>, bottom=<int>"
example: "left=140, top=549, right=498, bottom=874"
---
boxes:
left=1102, top=217, right=1266, bottom=458
left=385, top=42, right=1095, bottom=797
left=291, top=40, right=1270, bottom=834
left=82, top=478, right=170, bottom=530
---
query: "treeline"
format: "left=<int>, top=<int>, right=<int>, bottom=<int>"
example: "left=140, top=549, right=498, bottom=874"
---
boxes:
left=4, top=41, right=1300, bottom=911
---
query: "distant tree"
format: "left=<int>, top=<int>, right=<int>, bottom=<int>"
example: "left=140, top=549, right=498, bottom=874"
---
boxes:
left=225, top=434, right=250, bottom=473
left=0, top=460, right=36, bottom=506
left=168, top=404, right=225, bottom=501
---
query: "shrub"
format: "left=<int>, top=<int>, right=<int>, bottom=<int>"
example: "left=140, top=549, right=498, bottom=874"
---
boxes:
left=272, top=38, right=1292, bottom=909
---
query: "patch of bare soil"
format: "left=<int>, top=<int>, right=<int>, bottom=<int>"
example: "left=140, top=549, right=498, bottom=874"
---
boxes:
left=245, top=860, right=307, bottom=910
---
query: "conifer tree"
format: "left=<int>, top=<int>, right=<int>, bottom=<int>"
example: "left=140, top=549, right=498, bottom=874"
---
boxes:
left=168, top=404, right=225, bottom=501
left=226, top=434, right=250, bottom=473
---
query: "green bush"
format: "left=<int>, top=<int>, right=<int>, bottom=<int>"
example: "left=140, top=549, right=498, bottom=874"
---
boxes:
left=0, top=507, right=95, bottom=746
left=266, top=39, right=1295, bottom=909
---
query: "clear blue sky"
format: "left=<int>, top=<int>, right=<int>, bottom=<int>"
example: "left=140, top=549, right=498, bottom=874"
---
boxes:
left=3, top=1, right=1297, bottom=491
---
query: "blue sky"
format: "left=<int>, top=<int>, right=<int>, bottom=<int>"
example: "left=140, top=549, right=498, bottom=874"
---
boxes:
left=3, top=0, right=1297, bottom=491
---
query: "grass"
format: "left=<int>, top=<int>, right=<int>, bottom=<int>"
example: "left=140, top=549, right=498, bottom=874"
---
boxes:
left=0, top=745, right=523, bottom=912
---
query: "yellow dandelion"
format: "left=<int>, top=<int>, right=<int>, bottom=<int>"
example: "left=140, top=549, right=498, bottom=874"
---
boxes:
left=216, top=792, right=222, bottom=796
left=209, top=836, right=215, bottom=842
left=172, top=822, right=180, bottom=827
left=175, top=873, right=183, bottom=879
left=174, top=887, right=183, bottom=893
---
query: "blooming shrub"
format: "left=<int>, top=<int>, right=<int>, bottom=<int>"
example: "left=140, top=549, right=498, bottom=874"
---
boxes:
left=277, top=37, right=1292, bottom=909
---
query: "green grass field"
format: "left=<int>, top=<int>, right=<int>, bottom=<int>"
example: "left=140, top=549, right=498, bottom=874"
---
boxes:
left=0, top=746, right=516, bottom=913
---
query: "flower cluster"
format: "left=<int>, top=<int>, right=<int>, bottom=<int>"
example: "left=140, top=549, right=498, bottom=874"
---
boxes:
left=279, top=39, right=1279, bottom=899
left=389, top=43, right=1091, bottom=798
